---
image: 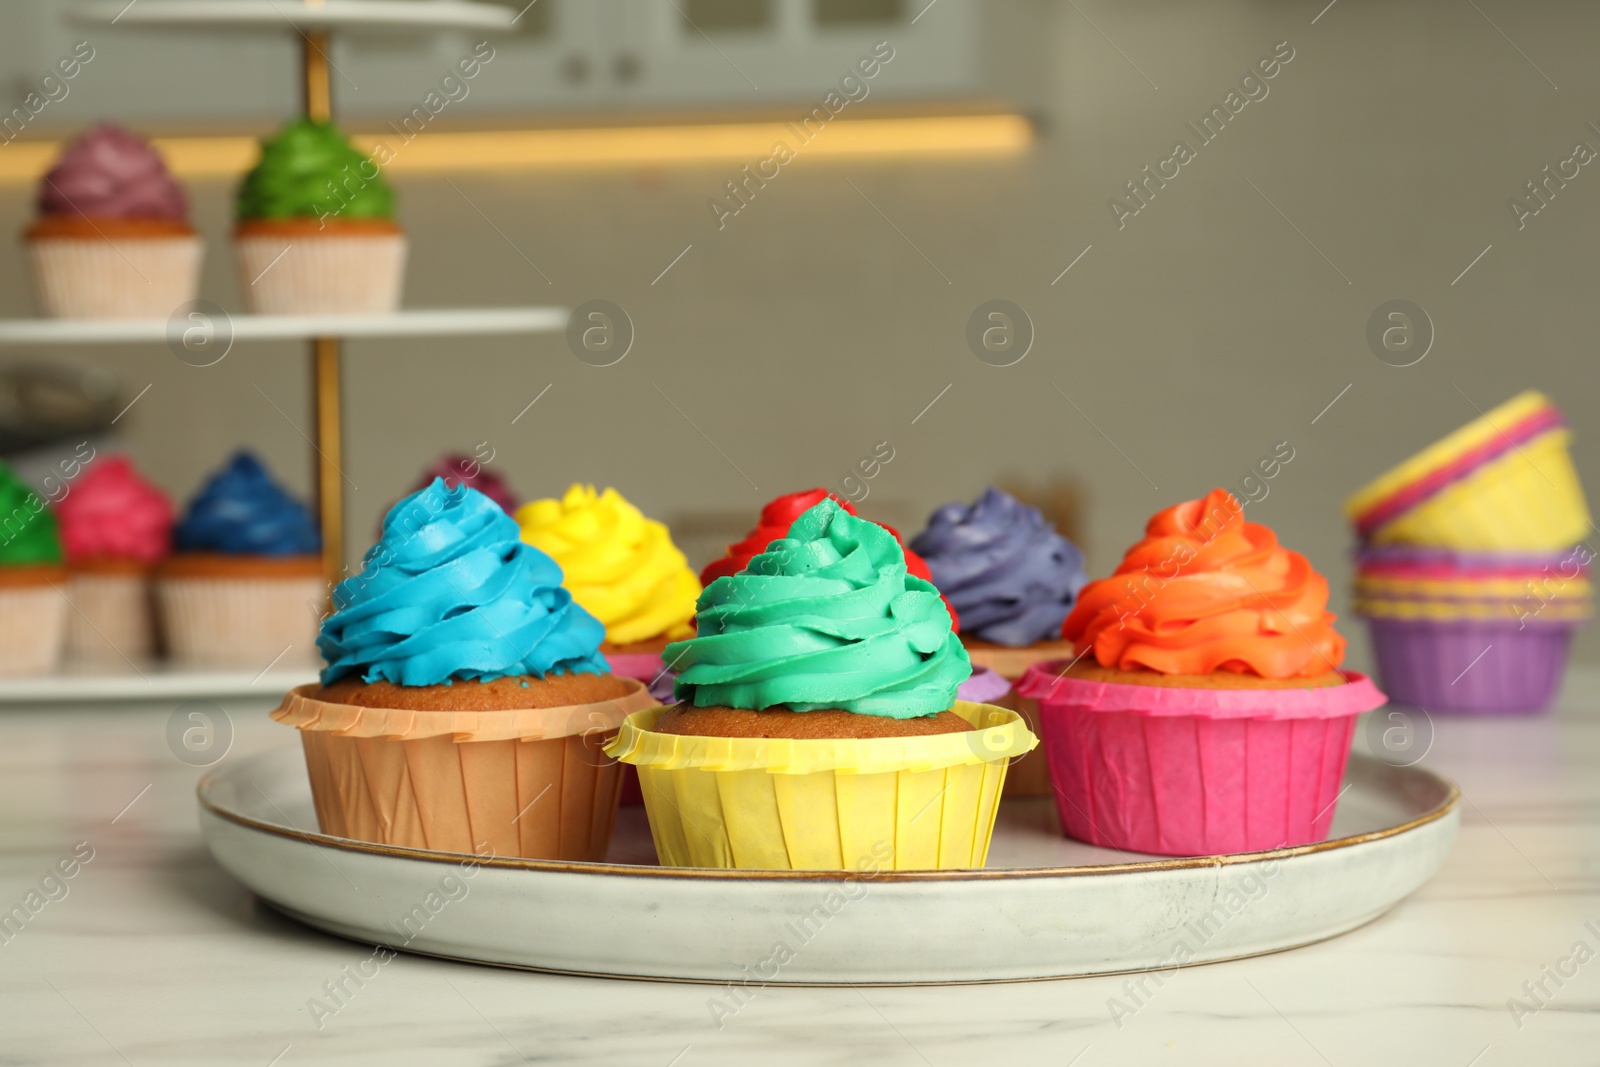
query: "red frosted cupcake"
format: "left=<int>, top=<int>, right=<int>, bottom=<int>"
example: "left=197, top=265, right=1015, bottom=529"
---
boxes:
left=1018, top=489, right=1385, bottom=856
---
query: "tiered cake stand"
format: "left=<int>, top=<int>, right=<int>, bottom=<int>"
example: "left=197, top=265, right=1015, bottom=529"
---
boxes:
left=0, top=0, right=556, bottom=593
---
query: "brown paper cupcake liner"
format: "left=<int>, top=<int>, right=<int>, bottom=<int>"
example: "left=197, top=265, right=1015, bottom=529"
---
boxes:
left=274, top=679, right=658, bottom=860
left=234, top=233, right=407, bottom=315
left=28, top=235, right=202, bottom=319
left=0, top=584, right=67, bottom=675
left=65, top=571, right=155, bottom=664
left=156, top=575, right=323, bottom=668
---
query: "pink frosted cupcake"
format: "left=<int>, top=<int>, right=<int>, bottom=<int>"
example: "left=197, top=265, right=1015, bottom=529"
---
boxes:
left=1018, top=489, right=1385, bottom=857
left=55, top=456, right=174, bottom=664
left=26, top=125, right=201, bottom=319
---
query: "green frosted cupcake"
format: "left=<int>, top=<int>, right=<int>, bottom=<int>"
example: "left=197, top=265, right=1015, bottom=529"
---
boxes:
left=0, top=461, right=67, bottom=675
left=233, top=119, right=406, bottom=315
left=606, top=498, right=1036, bottom=870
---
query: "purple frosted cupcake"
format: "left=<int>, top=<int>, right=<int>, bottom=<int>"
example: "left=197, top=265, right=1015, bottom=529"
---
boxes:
left=25, top=124, right=201, bottom=319
left=910, top=487, right=1085, bottom=796
left=1353, top=545, right=1591, bottom=714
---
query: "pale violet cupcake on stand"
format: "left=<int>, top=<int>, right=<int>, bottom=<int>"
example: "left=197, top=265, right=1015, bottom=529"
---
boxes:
left=156, top=451, right=322, bottom=666
left=273, top=480, right=655, bottom=860
left=910, top=487, right=1085, bottom=797
left=25, top=124, right=201, bottom=318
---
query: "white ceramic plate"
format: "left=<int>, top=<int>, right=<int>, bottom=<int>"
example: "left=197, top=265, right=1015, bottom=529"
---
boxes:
left=198, top=749, right=1459, bottom=984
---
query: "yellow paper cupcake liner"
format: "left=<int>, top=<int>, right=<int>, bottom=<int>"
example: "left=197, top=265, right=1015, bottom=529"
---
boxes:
left=1353, top=597, right=1592, bottom=622
left=606, top=702, right=1036, bottom=871
left=1354, top=574, right=1592, bottom=599
left=1365, top=430, right=1591, bottom=549
left=1345, top=390, right=1553, bottom=519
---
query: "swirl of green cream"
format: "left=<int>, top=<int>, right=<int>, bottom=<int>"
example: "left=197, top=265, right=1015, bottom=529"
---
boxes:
left=236, top=119, right=394, bottom=221
left=0, top=462, right=62, bottom=565
left=666, top=498, right=970, bottom=718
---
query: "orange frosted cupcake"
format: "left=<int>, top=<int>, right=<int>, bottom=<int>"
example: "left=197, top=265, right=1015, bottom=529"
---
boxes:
left=1017, top=489, right=1385, bottom=856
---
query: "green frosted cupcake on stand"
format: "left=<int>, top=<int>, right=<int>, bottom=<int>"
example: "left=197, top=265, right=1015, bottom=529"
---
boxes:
left=233, top=118, right=405, bottom=314
left=0, top=462, right=68, bottom=675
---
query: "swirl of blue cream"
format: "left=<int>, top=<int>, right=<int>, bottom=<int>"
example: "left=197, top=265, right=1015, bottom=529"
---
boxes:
left=174, top=450, right=320, bottom=556
left=318, top=479, right=609, bottom=685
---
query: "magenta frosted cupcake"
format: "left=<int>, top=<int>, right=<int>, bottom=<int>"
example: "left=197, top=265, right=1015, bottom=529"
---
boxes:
left=26, top=125, right=201, bottom=319
left=55, top=455, right=174, bottom=663
left=411, top=453, right=517, bottom=514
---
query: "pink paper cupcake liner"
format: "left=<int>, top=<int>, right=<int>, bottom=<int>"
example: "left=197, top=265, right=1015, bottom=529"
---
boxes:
left=1363, top=617, right=1575, bottom=715
left=1017, top=662, right=1386, bottom=857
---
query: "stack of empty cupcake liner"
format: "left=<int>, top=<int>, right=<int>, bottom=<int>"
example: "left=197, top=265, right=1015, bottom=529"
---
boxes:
left=1345, top=391, right=1593, bottom=713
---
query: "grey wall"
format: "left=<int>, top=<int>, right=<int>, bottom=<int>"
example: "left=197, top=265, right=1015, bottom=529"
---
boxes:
left=2, top=0, right=1598, bottom=670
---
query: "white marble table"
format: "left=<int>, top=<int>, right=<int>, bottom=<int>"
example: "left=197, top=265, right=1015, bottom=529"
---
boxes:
left=1, top=669, right=1596, bottom=1066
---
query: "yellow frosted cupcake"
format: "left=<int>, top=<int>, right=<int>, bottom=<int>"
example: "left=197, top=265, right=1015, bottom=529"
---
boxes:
left=515, top=485, right=699, bottom=682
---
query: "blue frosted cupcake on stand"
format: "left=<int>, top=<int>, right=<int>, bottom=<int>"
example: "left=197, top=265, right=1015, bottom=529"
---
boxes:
left=156, top=450, right=322, bottom=666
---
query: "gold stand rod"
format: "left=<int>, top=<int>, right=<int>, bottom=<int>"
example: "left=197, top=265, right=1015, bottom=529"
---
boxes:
left=303, top=30, right=331, bottom=122
left=304, top=25, right=341, bottom=594
left=312, top=337, right=344, bottom=596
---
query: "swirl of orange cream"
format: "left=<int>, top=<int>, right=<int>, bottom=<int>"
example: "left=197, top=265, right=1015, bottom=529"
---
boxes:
left=1060, top=489, right=1345, bottom=678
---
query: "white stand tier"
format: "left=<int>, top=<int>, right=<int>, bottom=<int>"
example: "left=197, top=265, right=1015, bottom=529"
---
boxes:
left=72, top=0, right=516, bottom=32
left=0, top=307, right=566, bottom=345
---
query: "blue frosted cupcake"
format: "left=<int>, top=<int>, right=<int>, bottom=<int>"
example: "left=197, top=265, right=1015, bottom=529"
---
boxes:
left=910, top=487, right=1086, bottom=796
left=156, top=450, right=323, bottom=666
left=274, top=480, right=656, bottom=860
